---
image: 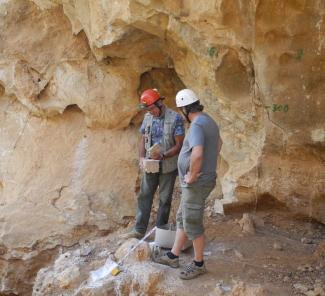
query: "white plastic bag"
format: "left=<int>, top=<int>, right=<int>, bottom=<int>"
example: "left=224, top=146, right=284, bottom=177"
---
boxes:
left=90, top=258, right=118, bottom=282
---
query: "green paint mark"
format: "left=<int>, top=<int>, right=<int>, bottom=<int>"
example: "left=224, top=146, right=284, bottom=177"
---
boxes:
left=264, top=104, right=289, bottom=113
left=208, top=47, right=217, bottom=57
left=296, top=48, right=304, bottom=60
left=271, top=104, right=282, bottom=112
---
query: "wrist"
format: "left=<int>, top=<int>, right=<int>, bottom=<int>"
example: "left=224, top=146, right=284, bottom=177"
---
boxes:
left=188, top=176, right=195, bottom=183
left=189, top=172, right=198, bottom=181
left=162, top=150, right=171, bottom=159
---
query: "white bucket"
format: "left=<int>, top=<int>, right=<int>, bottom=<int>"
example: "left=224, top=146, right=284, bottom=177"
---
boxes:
left=154, top=224, right=191, bottom=250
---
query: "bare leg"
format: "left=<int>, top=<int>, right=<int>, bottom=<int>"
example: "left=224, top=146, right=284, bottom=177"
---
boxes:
left=171, top=229, right=188, bottom=256
left=192, top=234, right=205, bottom=262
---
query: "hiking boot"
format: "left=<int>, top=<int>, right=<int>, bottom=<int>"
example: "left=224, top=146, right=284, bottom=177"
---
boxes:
left=120, top=230, right=144, bottom=240
left=179, top=261, right=206, bottom=280
left=152, top=252, right=180, bottom=268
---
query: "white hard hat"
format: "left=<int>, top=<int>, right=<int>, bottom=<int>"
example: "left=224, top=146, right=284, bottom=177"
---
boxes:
left=175, top=89, right=199, bottom=107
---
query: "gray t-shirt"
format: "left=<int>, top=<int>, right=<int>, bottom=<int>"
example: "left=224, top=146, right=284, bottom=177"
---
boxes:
left=178, top=112, right=220, bottom=187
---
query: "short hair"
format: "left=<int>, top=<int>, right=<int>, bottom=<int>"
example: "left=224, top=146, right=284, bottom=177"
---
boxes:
left=184, top=101, right=204, bottom=113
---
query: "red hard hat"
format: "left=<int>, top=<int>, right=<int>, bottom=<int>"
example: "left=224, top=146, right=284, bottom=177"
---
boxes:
left=140, top=89, right=162, bottom=108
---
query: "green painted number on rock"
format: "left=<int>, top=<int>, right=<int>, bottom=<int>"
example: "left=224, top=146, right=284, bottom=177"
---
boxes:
left=265, top=104, right=289, bottom=113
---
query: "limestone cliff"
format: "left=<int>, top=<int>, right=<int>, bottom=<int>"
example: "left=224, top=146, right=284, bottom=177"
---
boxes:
left=0, top=0, right=324, bottom=294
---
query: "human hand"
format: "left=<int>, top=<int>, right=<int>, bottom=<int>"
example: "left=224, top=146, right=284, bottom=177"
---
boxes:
left=148, top=143, right=161, bottom=159
left=151, top=152, right=163, bottom=160
left=184, top=172, right=202, bottom=184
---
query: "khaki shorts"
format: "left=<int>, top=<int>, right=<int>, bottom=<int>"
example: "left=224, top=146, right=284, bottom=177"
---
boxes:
left=176, top=184, right=215, bottom=240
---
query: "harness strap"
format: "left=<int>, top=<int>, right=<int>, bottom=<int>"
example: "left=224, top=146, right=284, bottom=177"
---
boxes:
left=144, top=115, right=153, bottom=157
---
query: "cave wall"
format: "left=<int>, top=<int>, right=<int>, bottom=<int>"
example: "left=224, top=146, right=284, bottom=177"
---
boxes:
left=0, top=0, right=324, bottom=294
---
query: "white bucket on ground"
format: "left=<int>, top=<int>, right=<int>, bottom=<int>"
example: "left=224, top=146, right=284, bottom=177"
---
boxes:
left=154, top=224, right=191, bottom=250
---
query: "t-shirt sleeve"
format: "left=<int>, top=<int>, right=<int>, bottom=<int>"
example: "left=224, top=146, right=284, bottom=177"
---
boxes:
left=174, top=114, right=185, bottom=136
left=188, top=123, right=204, bottom=148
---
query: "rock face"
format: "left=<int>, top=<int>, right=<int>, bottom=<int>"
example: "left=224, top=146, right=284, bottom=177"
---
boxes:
left=0, top=0, right=324, bottom=295
left=115, top=238, right=151, bottom=263
left=32, top=235, right=166, bottom=296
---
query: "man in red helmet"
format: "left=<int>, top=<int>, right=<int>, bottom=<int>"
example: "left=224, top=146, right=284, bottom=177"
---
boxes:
left=124, top=89, right=185, bottom=239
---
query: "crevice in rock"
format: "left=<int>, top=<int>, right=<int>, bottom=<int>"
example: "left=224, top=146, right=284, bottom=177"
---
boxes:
left=69, top=223, right=113, bottom=240
left=251, top=56, right=287, bottom=149
left=1, top=246, right=61, bottom=296
left=83, top=192, right=131, bottom=228
left=255, top=193, right=289, bottom=211
left=0, top=244, right=8, bottom=256
left=13, top=60, right=42, bottom=102
left=11, top=111, right=31, bottom=151
left=0, top=83, right=5, bottom=97
left=50, top=185, right=70, bottom=211
left=36, top=79, right=50, bottom=101
left=130, top=66, right=186, bottom=127
left=264, top=105, right=286, bottom=133
left=217, top=192, right=289, bottom=217
left=62, top=104, right=84, bottom=114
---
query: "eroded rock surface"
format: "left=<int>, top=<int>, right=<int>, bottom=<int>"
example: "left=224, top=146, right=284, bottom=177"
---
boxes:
left=0, top=0, right=324, bottom=294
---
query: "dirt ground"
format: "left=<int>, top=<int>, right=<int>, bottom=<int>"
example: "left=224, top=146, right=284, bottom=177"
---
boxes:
left=29, top=192, right=325, bottom=296
left=144, top=195, right=325, bottom=296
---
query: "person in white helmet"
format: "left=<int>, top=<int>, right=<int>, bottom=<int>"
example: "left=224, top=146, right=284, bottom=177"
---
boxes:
left=153, top=89, right=223, bottom=280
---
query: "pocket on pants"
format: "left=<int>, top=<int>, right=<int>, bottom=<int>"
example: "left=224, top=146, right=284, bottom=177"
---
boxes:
left=183, top=203, right=203, bottom=226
